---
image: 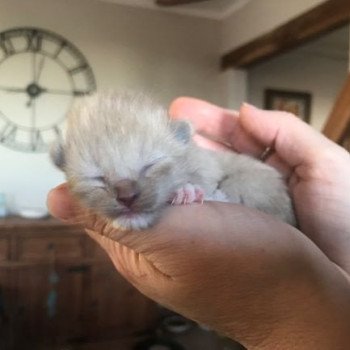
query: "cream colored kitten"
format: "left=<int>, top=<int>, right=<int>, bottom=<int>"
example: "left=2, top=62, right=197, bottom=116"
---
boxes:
left=51, top=91, right=296, bottom=230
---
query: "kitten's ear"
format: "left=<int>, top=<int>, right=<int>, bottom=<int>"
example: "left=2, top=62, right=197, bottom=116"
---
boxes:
left=50, top=141, right=66, bottom=170
left=169, top=120, right=193, bottom=144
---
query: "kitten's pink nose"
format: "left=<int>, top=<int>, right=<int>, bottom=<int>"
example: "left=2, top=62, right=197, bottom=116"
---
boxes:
left=114, top=179, right=140, bottom=208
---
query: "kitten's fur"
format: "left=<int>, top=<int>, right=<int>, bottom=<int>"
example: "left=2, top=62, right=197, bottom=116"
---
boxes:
left=51, top=91, right=296, bottom=230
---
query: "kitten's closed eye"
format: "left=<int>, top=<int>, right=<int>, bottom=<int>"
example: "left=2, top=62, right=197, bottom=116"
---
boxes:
left=140, top=162, right=157, bottom=177
left=92, top=176, right=106, bottom=183
left=87, top=176, right=107, bottom=188
left=140, top=158, right=171, bottom=178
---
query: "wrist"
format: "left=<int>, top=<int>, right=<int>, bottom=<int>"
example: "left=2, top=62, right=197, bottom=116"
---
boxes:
left=225, top=254, right=350, bottom=349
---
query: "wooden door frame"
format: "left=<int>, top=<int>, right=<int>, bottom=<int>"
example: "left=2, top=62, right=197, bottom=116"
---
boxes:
left=323, top=73, right=350, bottom=142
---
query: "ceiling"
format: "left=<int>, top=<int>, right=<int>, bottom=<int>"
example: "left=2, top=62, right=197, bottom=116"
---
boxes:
left=97, top=0, right=251, bottom=20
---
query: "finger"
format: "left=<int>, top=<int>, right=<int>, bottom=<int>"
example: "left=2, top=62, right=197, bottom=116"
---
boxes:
left=47, top=183, right=170, bottom=294
left=169, top=97, right=292, bottom=178
left=193, top=132, right=291, bottom=178
left=239, top=103, right=349, bottom=168
left=169, top=97, right=264, bottom=156
left=47, top=184, right=189, bottom=256
left=47, top=184, right=130, bottom=241
left=227, top=121, right=265, bottom=157
left=169, top=97, right=238, bottom=139
left=265, top=153, right=292, bottom=179
left=193, top=133, right=231, bottom=151
left=47, top=183, right=77, bottom=220
left=85, top=229, right=153, bottom=285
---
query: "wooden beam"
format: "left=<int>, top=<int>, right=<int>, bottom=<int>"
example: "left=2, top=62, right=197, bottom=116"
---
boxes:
left=156, top=0, right=210, bottom=6
left=323, top=73, right=350, bottom=143
left=221, top=0, right=350, bottom=69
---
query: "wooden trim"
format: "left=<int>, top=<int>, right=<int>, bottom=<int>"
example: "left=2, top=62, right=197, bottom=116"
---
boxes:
left=341, top=126, right=350, bottom=150
left=156, top=0, right=210, bottom=6
left=323, top=73, right=350, bottom=143
left=221, top=0, right=350, bottom=69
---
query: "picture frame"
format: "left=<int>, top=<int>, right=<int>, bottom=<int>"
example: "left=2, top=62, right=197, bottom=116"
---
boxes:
left=264, top=89, right=312, bottom=123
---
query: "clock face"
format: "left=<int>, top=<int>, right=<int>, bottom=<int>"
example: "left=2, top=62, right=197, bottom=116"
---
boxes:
left=0, top=27, right=96, bottom=153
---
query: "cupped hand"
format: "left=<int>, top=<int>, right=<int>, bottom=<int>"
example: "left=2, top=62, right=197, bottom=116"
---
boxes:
left=170, top=99, right=350, bottom=273
left=47, top=99, right=350, bottom=349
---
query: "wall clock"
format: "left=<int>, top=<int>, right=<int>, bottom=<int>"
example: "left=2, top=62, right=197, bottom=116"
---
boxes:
left=0, top=27, right=96, bottom=153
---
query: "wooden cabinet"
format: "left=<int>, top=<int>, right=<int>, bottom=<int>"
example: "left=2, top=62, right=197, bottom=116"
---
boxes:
left=0, top=217, right=157, bottom=349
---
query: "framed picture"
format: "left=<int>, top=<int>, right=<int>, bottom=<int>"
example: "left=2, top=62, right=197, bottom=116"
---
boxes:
left=264, top=89, right=312, bottom=123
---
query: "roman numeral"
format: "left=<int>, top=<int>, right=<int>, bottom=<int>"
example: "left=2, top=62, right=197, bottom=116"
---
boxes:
left=73, top=90, right=90, bottom=96
left=69, top=64, right=88, bottom=75
left=0, top=123, right=17, bottom=144
left=52, top=42, right=66, bottom=59
left=52, top=125, right=62, bottom=139
left=0, top=35, right=15, bottom=57
left=26, top=30, right=42, bottom=52
left=30, top=129, right=44, bottom=151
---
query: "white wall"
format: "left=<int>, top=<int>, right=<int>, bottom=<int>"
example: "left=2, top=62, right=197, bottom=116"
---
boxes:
left=247, top=48, right=348, bottom=130
left=0, top=0, right=223, bottom=213
left=221, top=0, right=328, bottom=53
left=220, top=69, right=247, bottom=110
left=220, top=0, right=330, bottom=110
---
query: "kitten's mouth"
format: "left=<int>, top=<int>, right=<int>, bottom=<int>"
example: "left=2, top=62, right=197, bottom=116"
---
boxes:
left=119, top=211, right=137, bottom=218
left=117, top=202, right=162, bottom=216
left=119, top=208, right=134, bottom=215
left=117, top=208, right=149, bottom=221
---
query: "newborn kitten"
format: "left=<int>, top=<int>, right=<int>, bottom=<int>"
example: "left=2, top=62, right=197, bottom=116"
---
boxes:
left=51, top=91, right=296, bottom=230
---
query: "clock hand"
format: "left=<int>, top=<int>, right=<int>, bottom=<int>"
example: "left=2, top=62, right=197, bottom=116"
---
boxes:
left=35, top=56, right=46, bottom=83
left=30, top=97, right=36, bottom=130
left=0, top=86, right=27, bottom=93
left=32, top=52, right=36, bottom=84
left=0, top=85, right=40, bottom=107
left=0, top=85, right=89, bottom=97
left=27, top=97, right=33, bottom=107
left=40, top=88, right=89, bottom=96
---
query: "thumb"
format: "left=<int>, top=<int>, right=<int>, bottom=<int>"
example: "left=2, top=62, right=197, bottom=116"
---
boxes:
left=46, top=183, right=176, bottom=254
left=46, top=183, right=191, bottom=297
left=239, top=103, right=348, bottom=168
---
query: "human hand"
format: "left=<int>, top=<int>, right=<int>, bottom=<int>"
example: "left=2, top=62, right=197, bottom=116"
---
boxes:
left=170, top=99, right=350, bottom=273
left=47, top=100, right=350, bottom=349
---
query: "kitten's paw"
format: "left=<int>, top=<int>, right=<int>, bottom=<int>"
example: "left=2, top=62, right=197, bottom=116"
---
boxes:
left=171, top=183, right=204, bottom=205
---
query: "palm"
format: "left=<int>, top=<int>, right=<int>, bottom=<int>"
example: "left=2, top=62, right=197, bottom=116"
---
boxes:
left=169, top=98, right=350, bottom=273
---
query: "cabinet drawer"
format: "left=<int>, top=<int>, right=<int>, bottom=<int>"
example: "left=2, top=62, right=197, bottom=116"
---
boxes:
left=85, top=234, right=109, bottom=261
left=18, top=236, right=84, bottom=261
left=0, top=238, right=9, bottom=261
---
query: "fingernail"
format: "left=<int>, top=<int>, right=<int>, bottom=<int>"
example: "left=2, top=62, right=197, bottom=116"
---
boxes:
left=241, top=102, right=258, bottom=110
